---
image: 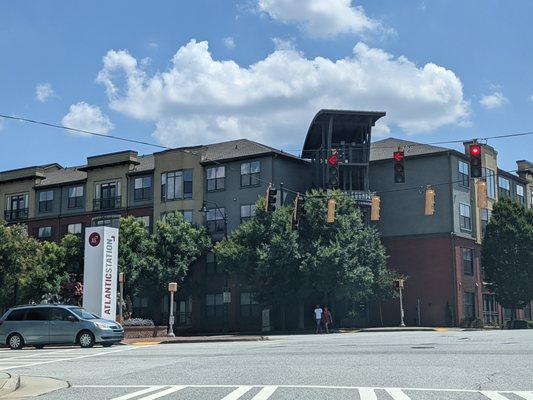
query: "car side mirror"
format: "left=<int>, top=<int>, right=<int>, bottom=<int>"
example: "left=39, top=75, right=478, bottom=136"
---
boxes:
left=66, top=315, right=78, bottom=322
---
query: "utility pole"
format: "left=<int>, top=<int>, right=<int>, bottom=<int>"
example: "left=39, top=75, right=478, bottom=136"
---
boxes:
left=395, top=279, right=406, bottom=327
left=118, top=272, right=124, bottom=324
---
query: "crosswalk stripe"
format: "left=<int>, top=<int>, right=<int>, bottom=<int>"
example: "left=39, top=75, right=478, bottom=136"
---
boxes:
left=136, top=386, right=186, bottom=400
left=514, top=392, right=533, bottom=400
left=358, top=388, right=377, bottom=400
left=385, top=388, right=412, bottom=400
left=110, top=386, right=167, bottom=400
left=221, top=386, right=254, bottom=400
left=251, top=386, right=278, bottom=400
left=480, top=391, right=511, bottom=400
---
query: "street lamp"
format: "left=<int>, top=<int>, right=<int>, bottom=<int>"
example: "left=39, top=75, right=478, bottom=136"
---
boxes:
left=199, top=201, right=230, bottom=332
left=394, top=279, right=406, bottom=327
left=168, top=282, right=178, bottom=337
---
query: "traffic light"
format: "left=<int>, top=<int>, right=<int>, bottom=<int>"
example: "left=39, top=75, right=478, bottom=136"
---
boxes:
left=371, top=195, right=380, bottom=221
left=326, top=198, right=336, bottom=223
left=469, top=144, right=482, bottom=178
left=328, top=149, right=340, bottom=188
left=393, top=151, right=405, bottom=183
left=476, top=179, right=488, bottom=208
left=265, top=185, right=277, bottom=212
left=425, top=187, right=435, bottom=215
left=292, top=194, right=305, bottom=229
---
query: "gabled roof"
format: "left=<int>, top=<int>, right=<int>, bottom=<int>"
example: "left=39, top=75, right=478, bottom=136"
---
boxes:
left=201, top=139, right=304, bottom=164
left=370, top=138, right=450, bottom=161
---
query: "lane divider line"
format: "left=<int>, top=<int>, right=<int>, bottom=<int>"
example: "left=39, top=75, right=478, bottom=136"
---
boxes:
left=480, top=391, right=511, bottom=400
left=220, top=386, right=254, bottom=400
left=251, top=386, right=278, bottom=400
left=385, top=388, right=412, bottom=400
left=359, top=387, right=378, bottom=400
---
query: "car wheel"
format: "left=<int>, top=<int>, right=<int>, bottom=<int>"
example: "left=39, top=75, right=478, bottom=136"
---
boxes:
left=102, top=343, right=113, bottom=348
left=78, top=331, right=95, bottom=348
left=8, top=333, right=24, bottom=350
left=34, top=344, right=45, bottom=349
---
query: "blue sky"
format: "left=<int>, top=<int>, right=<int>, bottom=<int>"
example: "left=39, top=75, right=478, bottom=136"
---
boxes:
left=0, top=0, right=531, bottom=172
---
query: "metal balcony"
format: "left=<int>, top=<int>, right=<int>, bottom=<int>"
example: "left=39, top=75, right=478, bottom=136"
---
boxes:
left=4, top=208, right=29, bottom=221
left=93, top=196, right=122, bottom=211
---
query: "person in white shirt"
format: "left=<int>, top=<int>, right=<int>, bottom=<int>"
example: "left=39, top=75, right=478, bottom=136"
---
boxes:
left=314, top=305, right=323, bottom=334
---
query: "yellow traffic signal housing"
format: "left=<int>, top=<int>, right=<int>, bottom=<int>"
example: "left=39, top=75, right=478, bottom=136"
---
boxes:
left=371, top=195, right=380, bottom=221
left=326, top=198, right=336, bottom=223
left=476, top=179, right=488, bottom=209
left=425, top=187, right=435, bottom=215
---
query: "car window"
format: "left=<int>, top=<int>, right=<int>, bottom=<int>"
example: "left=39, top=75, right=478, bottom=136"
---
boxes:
left=70, top=307, right=97, bottom=319
left=50, top=308, right=74, bottom=321
left=25, top=308, right=50, bottom=321
left=6, top=309, right=27, bottom=321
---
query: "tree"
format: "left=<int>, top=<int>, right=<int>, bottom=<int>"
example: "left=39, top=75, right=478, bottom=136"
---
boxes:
left=216, top=198, right=301, bottom=329
left=482, top=197, right=533, bottom=318
left=61, top=234, right=84, bottom=278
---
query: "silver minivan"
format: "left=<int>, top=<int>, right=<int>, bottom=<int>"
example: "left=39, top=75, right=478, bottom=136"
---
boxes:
left=0, top=304, right=124, bottom=350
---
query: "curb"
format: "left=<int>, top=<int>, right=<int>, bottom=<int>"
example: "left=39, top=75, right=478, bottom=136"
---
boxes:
left=128, top=336, right=269, bottom=346
left=0, top=373, right=20, bottom=398
left=359, top=327, right=438, bottom=333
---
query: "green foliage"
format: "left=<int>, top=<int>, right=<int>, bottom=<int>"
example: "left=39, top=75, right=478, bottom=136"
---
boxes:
left=60, top=234, right=84, bottom=277
left=216, top=189, right=392, bottom=312
left=482, top=197, right=533, bottom=310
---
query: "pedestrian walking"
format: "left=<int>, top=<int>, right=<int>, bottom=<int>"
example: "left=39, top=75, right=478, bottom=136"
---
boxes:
left=322, top=306, right=332, bottom=334
left=314, top=305, right=323, bottom=334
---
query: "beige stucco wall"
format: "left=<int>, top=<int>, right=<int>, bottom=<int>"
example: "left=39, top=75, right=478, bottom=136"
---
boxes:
left=0, top=179, right=41, bottom=220
left=153, top=148, right=204, bottom=227
left=85, top=164, right=138, bottom=212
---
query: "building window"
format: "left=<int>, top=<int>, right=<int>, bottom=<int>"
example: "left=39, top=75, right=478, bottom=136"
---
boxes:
left=524, top=302, right=531, bottom=321
left=240, top=292, right=261, bottom=318
left=206, top=166, right=225, bottom=191
left=459, top=203, right=471, bottom=231
left=161, top=170, right=193, bottom=201
left=516, top=185, right=525, bottom=204
left=240, top=204, right=256, bottom=223
left=462, top=248, right=474, bottom=275
left=480, top=208, right=491, bottom=237
left=68, top=186, right=84, bottom=208
left=498, top=176, right=510, bottom=198
left=205, top=293, right=224, bottom=318
left=38, top=190, right=54, bottom=213
left=240, top=161, right=260, bottom=187
left=177, top=297, right=192, bottom=325
left=38, top=226, right=52, bottom=239
left=458, top=161, right=469, bottom=187
left=206, top=252, right=222, bottom=275
left=482, top=168, right=495, bottom=199
left=134, top=176, right=152, bottom=201
left=181, top=210, right=193, bottom=223
left=93, top=218, right=120, bottom=228
left=67, top=223, right=82, bottom=235
left=94, top=181, right=121, bottom=210
left=483, top=294, right=499, bottom=325
left=206, top=208, right=226, bottom=233
left=5, top=194, right=29, bottom=221
left=136, top=216, right=151, bottom=230
left=464, top=292, right=476, bottom=318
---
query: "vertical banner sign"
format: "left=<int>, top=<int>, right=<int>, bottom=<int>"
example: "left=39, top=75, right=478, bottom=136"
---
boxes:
left=83, top=227, right=119, bottom=321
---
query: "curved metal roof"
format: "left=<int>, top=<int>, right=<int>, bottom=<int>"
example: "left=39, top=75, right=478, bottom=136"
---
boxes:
left=301, top=109, right=385, bottom=158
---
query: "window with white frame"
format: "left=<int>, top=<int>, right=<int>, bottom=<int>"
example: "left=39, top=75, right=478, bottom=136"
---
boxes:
left=134, top=176, right=152, bottom=201
left=498, top=176, right=510, bottom=197
left=161, top=170, right=193, bottom=201
left=38, top=190, right=54, bottom=213
left=136, top=216, right=151, bottom=229
left=205, top=293, right=224, bottom=318
left=38, top=226, right=52, bottom=239
left=206, top=166, right=225, bottom=191
left=459, top=203, right=472, bottom=230
left=516, top=185, right=525, bottom=204
left=480, top=208, right=491, bottom=237
left=206, top=208, right=226, bottom=233
left=67, top=223, right=82, bottom=235
left=240, top=161, right=260, bottom=187
left=68, top=186, right=84, bottom=208
left=93, top=218, right=120, bottom=228
left=464, top=292, right=476, bottom=318
left=458, top=160, right=469, bottom=187
left=482, top=168, right=495, bottom=199
left=462, top=248, right=474, bottom=275
left=240, top=204, right=256, bottom=223
left=5, top=194, right=29, bottom=221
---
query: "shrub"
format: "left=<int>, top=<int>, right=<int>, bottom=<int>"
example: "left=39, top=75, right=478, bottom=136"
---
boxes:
left=506, top=319, right=529, bottom=329
left=527, top=321, right=533, bottom=329
left=123, top=318, right=154, bottom=327
left=461, top=317, right=483, bottom=329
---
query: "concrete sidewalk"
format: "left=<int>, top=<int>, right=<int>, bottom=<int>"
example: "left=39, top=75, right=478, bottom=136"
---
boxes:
left=359, top=327, right=446, bottom=332
left=123, top=334, right=269, bottom=345
left=0, top=373, right=20, bottom=398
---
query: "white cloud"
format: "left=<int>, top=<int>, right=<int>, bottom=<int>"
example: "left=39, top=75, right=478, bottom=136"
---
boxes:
left=96, top=40, right=469, bottom=149
left=61, top=102, right=114, bottom=135
left=35, top=83, right=54, bottom=103
left=258, top=0, right=392, bottom=38
left=148, top=42, right=158, bottom=49
left=528, top=95, right=533, bottom=102
left=479, top=91, right=508, bottom=109
left=223, top=37, right=236, bottom=49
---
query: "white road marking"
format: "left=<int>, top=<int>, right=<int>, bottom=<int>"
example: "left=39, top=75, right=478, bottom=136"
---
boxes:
left=480, top=392, right=511, bottom=400
left=359, top=387, right=377, bottom=400
left=137, top=386, right=186, bottom=400
left=110, top=386, right=167, bottom=400
left=385, top=388, right=412, bottom=400
left=515, top=392, right=533, bottom=400
left=220, top=386, right=254, bottom=400
left=251, top=386, right=278, bottom=400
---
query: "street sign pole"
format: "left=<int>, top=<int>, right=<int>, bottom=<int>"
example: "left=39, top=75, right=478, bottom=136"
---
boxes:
left=399, top=283, right=406, bottom=327
left=168, top=282, right=178, bottom=337
left=118, top=272, right=124, bottom=324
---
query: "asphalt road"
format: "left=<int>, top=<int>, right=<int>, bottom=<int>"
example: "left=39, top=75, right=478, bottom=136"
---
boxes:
left=1, top=329, right=532, bottom=399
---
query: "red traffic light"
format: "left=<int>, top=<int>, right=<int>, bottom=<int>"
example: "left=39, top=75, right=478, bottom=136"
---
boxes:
left=393, top=151, right=404, bottom=162
left=469, top=144, right=481, bottom=156
left=328, top=154, right=339, bottom=166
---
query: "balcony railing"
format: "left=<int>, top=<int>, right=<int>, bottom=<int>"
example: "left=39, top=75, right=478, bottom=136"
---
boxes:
left=93, top=196, right=122, bottom=211
left=4, top=209, right=29, bottom=221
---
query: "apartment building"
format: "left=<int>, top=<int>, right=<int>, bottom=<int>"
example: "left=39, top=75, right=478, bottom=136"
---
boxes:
left=369, top=138, right=532, bottom=327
